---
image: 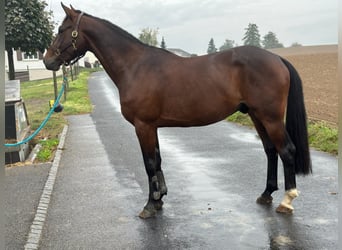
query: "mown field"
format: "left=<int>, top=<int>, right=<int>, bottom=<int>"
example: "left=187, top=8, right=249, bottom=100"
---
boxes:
left=270, top=45, right=338, bottom=126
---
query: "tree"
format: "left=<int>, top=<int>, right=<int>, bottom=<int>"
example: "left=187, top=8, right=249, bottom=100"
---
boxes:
left=207, top=38, right=217, bottom=54
left=138, top=27, right=159, bottom=46
left=262, top=31, right=284, bottom=49
left=5, top=0, right=54, bottom=80
left=242, top=23, right=261, bottom=47
left=160, top=36, right=166, bottom=49
left=219, top=39, right=235, bottom=51
left=291, top=42, right=302, bottom=47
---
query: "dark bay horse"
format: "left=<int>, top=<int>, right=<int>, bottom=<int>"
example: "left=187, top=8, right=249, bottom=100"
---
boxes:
left=44, top=4, right=312, bottom=219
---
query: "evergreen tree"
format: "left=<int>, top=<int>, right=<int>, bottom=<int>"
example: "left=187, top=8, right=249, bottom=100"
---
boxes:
left=242, top=23, right=261, bottom=47
left=207, top=38, right=217, bottom=54
left=291, top=42, right=302, bottom=47
left=219, top=39, right=235, bottom=51
left=262, top=31, right=283, bottom=49
left=161, top=36, right=166, bottom=49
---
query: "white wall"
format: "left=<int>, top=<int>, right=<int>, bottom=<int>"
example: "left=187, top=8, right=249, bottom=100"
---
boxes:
left=5, top=49, right=98, bottom=81
left=5, top=50, right=45, bottom=71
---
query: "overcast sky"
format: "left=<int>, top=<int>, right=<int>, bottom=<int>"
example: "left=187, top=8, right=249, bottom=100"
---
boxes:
left=48, top=0, right=338, bottom=55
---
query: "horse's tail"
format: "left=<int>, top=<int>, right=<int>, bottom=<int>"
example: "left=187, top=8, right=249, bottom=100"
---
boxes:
left=281, top=57, right=312, bottom=175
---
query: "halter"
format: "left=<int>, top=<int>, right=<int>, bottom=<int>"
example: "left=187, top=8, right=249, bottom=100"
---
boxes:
left=54, top=12, right=85, bottom=66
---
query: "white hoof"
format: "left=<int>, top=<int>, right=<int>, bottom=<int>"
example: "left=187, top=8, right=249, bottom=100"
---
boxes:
left=278, top=189, right=299, bottom=212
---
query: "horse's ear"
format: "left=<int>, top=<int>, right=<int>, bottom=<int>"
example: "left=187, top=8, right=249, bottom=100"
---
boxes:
left=61, top=2, right=79, bottom=20
left=61, top=2, right=73, bottom=18
left=70, top=4, right=76, bottom=11
left=61, top=3, right=76, bottom=19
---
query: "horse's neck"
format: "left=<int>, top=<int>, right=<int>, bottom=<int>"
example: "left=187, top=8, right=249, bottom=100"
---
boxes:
left=83, top=18, right=146, bottom=87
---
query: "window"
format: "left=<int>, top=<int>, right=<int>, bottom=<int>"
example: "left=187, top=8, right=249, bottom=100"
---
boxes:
left=22, top=52, right=39, bottom=61
left=16, top=50, right=43, bottom=61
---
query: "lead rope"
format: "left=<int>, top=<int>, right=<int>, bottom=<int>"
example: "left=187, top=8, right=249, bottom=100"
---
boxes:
left=4, top=75, right=67, bottom=147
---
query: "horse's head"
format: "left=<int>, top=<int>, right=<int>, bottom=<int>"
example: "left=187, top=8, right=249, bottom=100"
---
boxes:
left=44, top=3, right=87, bottom=71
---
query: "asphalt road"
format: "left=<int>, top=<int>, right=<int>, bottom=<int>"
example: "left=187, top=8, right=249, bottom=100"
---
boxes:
left=5, top=163, right=51, bottom=250
left=7, top=71, right=337, bottom=249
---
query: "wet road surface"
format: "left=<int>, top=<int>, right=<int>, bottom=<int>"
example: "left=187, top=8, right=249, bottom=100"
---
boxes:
left=5, top=163, right=51, bottom=249
left=39, top=71, right=337, bottom=249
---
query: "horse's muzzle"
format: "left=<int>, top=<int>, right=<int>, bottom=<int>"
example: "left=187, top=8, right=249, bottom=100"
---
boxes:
left=43, top=57, right=61, bottom=71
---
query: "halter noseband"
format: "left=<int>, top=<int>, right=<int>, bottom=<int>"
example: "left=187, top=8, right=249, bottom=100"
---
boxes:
left=54, top=12, right=85, bottom=66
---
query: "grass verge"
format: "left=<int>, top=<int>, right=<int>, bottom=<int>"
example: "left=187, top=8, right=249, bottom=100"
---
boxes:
left=19, top=69, right=95, bottom=162
left=308, top=121, right=338, bottom=155
left=227, top=112, right=337, bottom=155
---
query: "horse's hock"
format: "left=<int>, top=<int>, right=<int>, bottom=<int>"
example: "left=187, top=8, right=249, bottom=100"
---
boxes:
left=5, top=80, right=31, bottom=164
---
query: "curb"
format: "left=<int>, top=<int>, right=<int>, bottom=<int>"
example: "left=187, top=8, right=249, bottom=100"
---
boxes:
left=24, top=125, right=68, bottom=250
left=26, top=143, right=42, bottom=164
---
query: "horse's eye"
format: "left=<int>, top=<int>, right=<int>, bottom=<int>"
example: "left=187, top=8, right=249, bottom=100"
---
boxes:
left=58, top=25, right=72, bottom=34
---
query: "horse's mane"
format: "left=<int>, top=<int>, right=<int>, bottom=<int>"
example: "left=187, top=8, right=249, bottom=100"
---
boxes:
left=74, top=9, right=172, bottom=54
left=85, top=13, right=145, bottom=45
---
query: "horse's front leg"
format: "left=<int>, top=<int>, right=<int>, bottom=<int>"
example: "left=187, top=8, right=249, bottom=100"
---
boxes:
left=135, top=122, right=166, bottom=219
left=155, top=140, right=168, bottom=201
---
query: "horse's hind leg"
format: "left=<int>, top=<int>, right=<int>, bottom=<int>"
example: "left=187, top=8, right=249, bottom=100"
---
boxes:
left=262, top=120, right=298, bottom=214
left=275, top=132, right=298, bottom=213
left=135, top=121, right=167, bottom=219
left=249, top=113, right=279, bottom=205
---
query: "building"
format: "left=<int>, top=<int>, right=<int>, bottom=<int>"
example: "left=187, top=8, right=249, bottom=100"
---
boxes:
left=5, top=49, right=99, bottom=81
left=167, top=48, right=193, bottom=57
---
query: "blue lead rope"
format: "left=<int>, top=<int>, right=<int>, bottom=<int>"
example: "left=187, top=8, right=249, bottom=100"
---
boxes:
left=4, top=82, right=66, bottom=147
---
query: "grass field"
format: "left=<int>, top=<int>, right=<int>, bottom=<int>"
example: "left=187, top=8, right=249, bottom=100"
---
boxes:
left=20, top=69, right=94, bottom=162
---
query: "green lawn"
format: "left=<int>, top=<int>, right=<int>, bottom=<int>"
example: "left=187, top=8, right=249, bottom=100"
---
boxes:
left=227, top=112, right=337, bottom=155
left=20, top=69, right=94, bottom=162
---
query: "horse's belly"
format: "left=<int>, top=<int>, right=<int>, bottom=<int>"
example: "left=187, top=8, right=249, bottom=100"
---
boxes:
left=158, top=102, right=236, bottom=127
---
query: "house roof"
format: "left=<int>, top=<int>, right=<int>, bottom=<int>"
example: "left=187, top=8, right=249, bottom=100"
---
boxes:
left=167, top=48, right=192, bottom=57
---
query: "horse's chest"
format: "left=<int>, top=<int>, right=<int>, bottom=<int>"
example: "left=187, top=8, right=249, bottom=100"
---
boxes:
left=119, top=93, right=160, bottom=125
left=119, top=97, right=136, bottom=124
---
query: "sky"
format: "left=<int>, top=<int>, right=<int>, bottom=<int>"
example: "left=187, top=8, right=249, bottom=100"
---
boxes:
left=47, top=0, right=338, bottom=55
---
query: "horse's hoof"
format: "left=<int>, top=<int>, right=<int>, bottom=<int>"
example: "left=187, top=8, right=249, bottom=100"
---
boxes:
left=139, top=208, right=157, bottom=219
left=276, top=204, right=294, bottom=214
left=256, top=195, right=273, bottom=205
